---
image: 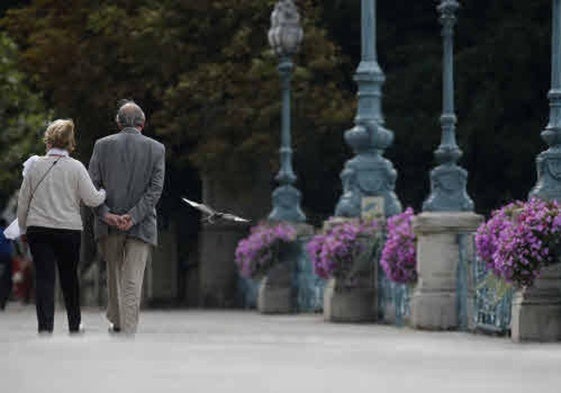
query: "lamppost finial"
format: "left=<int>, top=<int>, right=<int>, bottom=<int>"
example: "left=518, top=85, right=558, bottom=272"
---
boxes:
left=268, top=0, right=304, bottom=58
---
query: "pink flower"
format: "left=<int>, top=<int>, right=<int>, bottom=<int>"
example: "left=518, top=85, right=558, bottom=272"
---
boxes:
left=234, top=222, right=297, bottom=279
left=306, top=218, right=382, bottom=280
left=475, top=198, right=561, bottom=288
left=380, top=208, right=418, bottom=284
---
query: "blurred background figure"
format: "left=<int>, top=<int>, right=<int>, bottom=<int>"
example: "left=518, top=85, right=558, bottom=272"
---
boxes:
left=0, top=218, right=14, bottom=310
left=11, top=238, right=33, bottom=305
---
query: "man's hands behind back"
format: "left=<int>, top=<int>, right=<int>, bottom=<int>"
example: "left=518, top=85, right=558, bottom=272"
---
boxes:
left=103, top=213, right=133, bottom=231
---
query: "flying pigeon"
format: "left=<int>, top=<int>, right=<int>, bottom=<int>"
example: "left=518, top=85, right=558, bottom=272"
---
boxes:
left=182, top=197, right=250, bottom=223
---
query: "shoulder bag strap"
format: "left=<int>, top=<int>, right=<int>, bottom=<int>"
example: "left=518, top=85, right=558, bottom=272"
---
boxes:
left=25, top=157, right=62, bottom=216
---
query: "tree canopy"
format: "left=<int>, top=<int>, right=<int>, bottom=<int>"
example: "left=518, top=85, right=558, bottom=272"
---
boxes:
left=2, top=0, right=354, bottom=222
left=0, top=0, right=556, bottom=218
left=0, top=31, right=51, bottom=205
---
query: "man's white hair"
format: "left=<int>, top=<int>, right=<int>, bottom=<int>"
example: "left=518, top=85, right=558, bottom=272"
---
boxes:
left=116, top=100, right=145, bottom=128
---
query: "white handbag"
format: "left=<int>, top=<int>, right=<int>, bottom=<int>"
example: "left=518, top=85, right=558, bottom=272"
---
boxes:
left=3, top=218, right=20, bottom=240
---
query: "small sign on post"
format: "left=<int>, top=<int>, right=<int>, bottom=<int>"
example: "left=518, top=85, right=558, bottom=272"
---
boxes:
left=361, top=196, right=384, bottom=220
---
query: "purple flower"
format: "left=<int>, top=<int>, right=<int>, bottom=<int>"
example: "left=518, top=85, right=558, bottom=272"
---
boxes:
left=379, top=207, right=418, bottom=284
left=234, top=222, right=297, bottom=279
left=475, top=198, right=561, bottom=288
left=306, top=218, right=381, bottom=280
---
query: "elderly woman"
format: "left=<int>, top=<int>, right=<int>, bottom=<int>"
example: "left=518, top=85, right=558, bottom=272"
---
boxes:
left=17, top=119, right=105, bottom=334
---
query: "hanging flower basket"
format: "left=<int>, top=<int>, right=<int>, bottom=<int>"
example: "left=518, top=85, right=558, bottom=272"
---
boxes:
left=306, top=218, right=382, bottom=288
left=235, top=222, right=297, bottom=279
left=475, top=198, right=561, bottom=289
left=380, top=207, right=418, bottom=285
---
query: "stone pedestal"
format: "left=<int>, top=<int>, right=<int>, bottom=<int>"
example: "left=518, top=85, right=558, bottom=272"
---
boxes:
left=321, top=219, right=379, bottom=322
left=410, top=212, right=482, bottom=330
left=511, top=263, right=561, bottom=342
left=257, top=224, right=313, bottom=314
left=323, top=278, right=378, bottom=322
left=257, top=263, right=293, bottom=314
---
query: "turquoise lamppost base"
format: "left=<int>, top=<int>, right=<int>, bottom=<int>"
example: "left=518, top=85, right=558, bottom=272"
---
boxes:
left=423, top=164, right=474, bottom=212
left=530, top=148, right=561, bottom=201
left=268, top=185, right=306, bottom=223
left=335, top=152, right=402, bottom=218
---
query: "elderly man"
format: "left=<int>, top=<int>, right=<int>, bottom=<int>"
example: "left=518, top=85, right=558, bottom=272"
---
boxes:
left=89, top=100, right=165, bottom=334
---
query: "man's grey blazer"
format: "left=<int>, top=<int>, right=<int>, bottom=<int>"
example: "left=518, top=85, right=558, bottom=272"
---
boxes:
left=88, top=127, right=165, bottom=246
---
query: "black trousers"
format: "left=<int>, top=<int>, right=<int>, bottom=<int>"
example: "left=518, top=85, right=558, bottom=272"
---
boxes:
left=27, top=227, right=81, bottom=332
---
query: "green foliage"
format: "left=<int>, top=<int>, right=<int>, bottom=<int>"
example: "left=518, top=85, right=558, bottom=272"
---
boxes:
left=149, top=0, right=354, bottom=189
left=2, top=0, right=555, bottom=217
left=2, top=0, right=354, bottom=219
left=0, top=32, right=51, bottom=205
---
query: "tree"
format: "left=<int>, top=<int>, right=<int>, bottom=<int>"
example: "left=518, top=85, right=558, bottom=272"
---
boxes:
left=2, top=0, right=355, bottom=222
left=0, top=32, right=51, bottom=206
left=6, top=0, right=551, bottom=217
left=151, top=0, right=355, bottom=220
left=0, top=1, right=30, bottom=17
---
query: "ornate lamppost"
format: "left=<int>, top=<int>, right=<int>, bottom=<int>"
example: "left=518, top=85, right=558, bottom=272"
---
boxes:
left=410, top=0, right=482, bottom=331
left=530, top=0, right=561, bottom=201
left=267, top=0, right=306, bottom=223
left=513, top=0, right=561, bottom=343
left=334, top=0, right=401, bottom=218
left=422, top=0, right=473, bottom=212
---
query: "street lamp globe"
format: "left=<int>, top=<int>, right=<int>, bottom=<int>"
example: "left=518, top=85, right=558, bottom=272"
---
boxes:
left=268, top=0, right=304, bottom=58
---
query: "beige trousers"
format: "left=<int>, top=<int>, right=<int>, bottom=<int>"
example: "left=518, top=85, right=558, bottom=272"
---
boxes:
left=100, top=234, right=150, bottom=334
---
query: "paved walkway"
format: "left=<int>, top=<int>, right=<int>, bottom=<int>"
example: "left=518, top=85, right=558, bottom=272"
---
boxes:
left=1, top=304, right=561, bottom=393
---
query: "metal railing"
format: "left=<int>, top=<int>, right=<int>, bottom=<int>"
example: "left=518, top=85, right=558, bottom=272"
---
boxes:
left=457, top=232, right=512, bottom=335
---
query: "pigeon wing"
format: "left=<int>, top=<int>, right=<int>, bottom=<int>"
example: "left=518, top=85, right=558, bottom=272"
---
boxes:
left=220, top=213, right=250, bottom=223
left=182, top=197, right=215, bottom=216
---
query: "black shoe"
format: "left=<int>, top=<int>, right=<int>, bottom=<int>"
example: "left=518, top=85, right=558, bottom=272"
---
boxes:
left=69, top=324, right=85, bottom=335
left=108, top=324, right=121, bottom=334
left=38, top=329, right=53, bottom=336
